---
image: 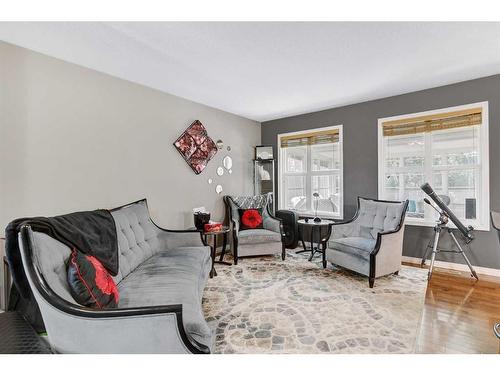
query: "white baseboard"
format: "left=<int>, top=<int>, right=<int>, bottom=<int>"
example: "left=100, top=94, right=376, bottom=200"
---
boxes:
left=402, top=256, right=500, bottom=278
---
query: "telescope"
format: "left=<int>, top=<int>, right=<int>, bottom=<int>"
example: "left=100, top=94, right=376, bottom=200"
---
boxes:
left=421, top=182, right=474, bottom=243
left=420, top=182, right=478, bottom=281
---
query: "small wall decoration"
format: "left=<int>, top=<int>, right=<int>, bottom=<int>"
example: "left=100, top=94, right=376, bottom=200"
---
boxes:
left=173, top=120, right=218, bottom=174
left=223, top=155, right=233, bottom=170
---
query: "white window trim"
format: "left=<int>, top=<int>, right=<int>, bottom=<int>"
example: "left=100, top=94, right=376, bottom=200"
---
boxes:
left=277, top=125, right=344, bottom=220
left=377, top=101, right=490, bottom=231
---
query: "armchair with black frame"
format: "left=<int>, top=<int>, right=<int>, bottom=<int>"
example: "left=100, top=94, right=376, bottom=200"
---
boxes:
left=223, top=193, right=286, bottom=264
left=326, top=197, right=409, bottom=288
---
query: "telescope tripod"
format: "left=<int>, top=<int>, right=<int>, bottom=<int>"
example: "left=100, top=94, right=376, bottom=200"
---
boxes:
left=421, top=221, right=479, bottom=281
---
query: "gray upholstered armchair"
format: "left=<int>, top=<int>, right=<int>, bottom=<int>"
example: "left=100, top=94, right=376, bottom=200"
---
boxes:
left=223, top=193, right=286, bottom=264
left=326, top=197, right=409, bottom=288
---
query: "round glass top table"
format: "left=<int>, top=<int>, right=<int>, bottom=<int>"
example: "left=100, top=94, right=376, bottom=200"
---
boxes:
left=296, top=219, right=335, bottom=268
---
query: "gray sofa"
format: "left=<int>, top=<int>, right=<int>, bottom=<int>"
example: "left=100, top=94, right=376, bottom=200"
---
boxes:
left=18, top=199, right=214, bottom=353
left=326, top=197, right=408, bottom=288
left=223, top=193, right=285, bottom=264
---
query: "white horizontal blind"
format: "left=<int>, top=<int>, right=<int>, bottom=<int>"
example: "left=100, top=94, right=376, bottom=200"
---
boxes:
left=280, top=129, right=340, bottom=148
left=382, top=107, right=482, bottom=137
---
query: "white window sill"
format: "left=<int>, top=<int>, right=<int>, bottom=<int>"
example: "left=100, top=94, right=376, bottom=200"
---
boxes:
left=404, top=217, right=490, bottom=232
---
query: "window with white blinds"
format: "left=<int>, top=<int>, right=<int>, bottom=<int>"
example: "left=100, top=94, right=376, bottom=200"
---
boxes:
left=378, top=102, right=490, bottom=230
left=278, top=125, right=343, bottom=219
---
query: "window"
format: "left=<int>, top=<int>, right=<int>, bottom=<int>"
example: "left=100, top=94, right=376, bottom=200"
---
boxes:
left=278, top=125, right=343, bottom=219
left=378, top=102, right=489, bottom=230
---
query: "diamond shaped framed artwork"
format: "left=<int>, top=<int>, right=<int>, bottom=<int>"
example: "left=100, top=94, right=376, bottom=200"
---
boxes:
left=173, top=120, right=218, bottom=174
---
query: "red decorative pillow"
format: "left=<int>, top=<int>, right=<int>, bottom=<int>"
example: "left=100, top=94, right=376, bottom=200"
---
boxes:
left=67, top=249, right=119, bottom=309
left=238, top=208, right=264, bottom=230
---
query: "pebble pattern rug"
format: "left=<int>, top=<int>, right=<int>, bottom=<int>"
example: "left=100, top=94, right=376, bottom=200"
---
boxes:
left=202, top=251, right=428, bottom=354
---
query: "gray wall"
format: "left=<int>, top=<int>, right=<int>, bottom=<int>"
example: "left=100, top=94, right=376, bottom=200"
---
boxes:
left=262, top=75, right=500, bottom=270
left=0, top=40, right=260, bottom=232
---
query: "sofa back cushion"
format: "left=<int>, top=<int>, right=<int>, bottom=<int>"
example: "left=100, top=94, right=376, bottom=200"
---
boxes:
left=357, top=198, right=406, bottom=237
left=111, top=200, right=162, bottom=283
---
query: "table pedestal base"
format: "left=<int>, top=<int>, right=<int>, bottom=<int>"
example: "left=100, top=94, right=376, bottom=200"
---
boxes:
left=297, top=220, right=333, bottom=269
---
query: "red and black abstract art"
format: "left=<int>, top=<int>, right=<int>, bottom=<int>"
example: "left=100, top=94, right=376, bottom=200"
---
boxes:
left=173, top=120, right=218, bottom=174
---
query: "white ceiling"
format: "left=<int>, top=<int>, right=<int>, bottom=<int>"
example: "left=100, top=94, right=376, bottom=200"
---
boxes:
left=1, top=22, right=500, bottom=122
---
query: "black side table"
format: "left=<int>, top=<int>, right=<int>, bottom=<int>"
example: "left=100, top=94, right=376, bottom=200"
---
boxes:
left=0, top=312, right=52, bottom=354
left=297, top=219, right=334, bottom=268
left=191, top=227, right=231, bottom=278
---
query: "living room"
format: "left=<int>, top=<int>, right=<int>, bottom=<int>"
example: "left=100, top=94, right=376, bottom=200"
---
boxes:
left=1, top=1, right=500, bottom=373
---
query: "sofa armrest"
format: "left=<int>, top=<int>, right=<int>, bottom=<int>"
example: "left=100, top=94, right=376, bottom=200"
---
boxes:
left=330, top=221, right=358, bottom=239
left=263, top=212, right=283, bottom=234
left=39, top=303, right=209, bottom=354
left=157, top=229, right=205, bottom=249
left=230, top=217, right=240, bottom=237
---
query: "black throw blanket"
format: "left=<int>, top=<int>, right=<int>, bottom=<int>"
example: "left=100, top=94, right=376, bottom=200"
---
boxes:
left=5, top=209, right=118, bottom=332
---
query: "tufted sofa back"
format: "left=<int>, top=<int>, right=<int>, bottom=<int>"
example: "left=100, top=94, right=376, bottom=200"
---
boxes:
left=21, top=200, right=166, bottom=307
left=111, top=200, right=162, bottom=283
left=356, top=198, right=407, bottom=236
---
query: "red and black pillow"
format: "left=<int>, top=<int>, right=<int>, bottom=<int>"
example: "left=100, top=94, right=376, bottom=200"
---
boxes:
left=67, top=249, right=119, bottom=309
left=238, top=208, right=264, bottom=230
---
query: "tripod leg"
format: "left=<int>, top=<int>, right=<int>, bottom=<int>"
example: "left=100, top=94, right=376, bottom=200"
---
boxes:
left=449, top=231, right=479, bottom=281
left=421, top=238, right=433, bottom=267
left=428, top=229, right=440, bottom=281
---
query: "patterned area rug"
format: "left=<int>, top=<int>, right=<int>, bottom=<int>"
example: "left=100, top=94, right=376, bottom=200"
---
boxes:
left=202, top=251, right=428, bottom=354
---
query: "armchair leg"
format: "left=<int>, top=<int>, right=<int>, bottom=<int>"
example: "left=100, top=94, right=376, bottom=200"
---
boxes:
left=233, top=238, right=238, bottom=265
left=369, top=277, right=375, bottom=288
left=281, top=243, right=286, bottom=261
left=394, top=271, right=399, bottom=276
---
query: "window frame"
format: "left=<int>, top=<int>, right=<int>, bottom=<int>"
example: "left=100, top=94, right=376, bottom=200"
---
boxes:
left=377, top=101, right=490, bottom=231
left=277, top=124, right=344, bottom=220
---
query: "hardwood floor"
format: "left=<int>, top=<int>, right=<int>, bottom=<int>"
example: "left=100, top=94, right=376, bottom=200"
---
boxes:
left=410, top=264, right=500, bottom=353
